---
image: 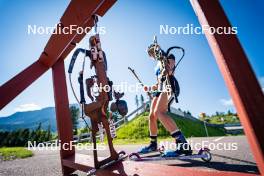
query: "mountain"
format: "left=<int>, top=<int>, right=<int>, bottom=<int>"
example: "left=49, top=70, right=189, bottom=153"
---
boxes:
left=0, top=106, right=89, bottom=132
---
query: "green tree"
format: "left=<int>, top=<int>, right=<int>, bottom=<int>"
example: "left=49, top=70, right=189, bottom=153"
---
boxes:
left=80, top=127, right=89, bottom=134
left=227, top=110, right=232, bottom=116
left=140, top=94, right=144, bottom=106
left=21, top=129, right=30, bottom=146
left=46, top=124, right=52, bottom=141
left=135, top=95, right=139, bottom=115
left=34, top=123, right=42, bottom=144
left=4, top=131, right=12, bottom=146
left=15, top=129, right=24, bottom=146
left=135, top=95, right=139, bottom=107
left=186, top=111, right=192, bottom=115
left=70, top=106, right=80, bottom=135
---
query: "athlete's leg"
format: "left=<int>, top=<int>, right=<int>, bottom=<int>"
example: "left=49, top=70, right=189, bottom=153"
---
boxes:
left=149, top=97, right=159, bottom=136
left=154, top=92, right=192, bottom=156
left=154, top=92, right=178, bottom=132
left=138, top=97, right=159, bottom=153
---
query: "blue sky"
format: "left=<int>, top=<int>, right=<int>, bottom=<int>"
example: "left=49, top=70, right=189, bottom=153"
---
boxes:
left=0, top=0, right=263, bottom=117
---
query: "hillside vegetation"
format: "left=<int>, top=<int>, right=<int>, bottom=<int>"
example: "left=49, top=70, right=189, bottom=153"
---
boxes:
left=0, top=123, right=52, bottom=147
left=116, top=112, right=225, bottom=140
left=199, top=111, right=240, bottom=124
left=0, top=147, right=33, bottom=161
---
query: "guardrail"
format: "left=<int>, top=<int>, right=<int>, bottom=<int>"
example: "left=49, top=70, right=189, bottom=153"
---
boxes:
left=46, top=102, right=148, bottom=144
left=114, top=102, right=147, bottom=129
left=44, top=103, right=243, bottom=144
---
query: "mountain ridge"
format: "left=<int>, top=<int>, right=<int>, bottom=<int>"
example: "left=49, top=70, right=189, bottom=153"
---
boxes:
left=0, top=105, right=87, bottom=132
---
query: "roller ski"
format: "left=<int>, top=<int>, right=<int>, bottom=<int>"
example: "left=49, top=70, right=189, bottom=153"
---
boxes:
left=131, top=130, right=211, bottom=163
left=87, top=151, right=127, bottom=176
left=129, top=148, right=212, bottom=163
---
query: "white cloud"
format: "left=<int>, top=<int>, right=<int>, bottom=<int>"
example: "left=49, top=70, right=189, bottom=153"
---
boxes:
left=15, top=103, right=41, bottom=112
left=220, top=98, right=234, bottom=106
left=258, top=77, right=264, bottom=93
left=259, top=77, right=264, bottom=85
left=219, top=77, right=264, bottom=108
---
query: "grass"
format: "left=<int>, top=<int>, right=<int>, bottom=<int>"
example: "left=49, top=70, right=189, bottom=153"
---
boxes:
left=76, top=112, right=226, bottom=145
left=116, top=112, right=225, bottom=143
left=113, top=137, right=174, bottom=145
left=209, top=115, right=240, bottom=124
left=0, top=147, right=33, bottom=161
left=199, top=112, right=240, bottom=124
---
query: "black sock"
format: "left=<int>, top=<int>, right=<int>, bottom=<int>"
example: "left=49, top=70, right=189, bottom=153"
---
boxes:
left=171, top=131, right=191, bottom=152
left=171, top=130, right=182, bottom=138
left=150, top=135, right=157, bottom=144
left=171, top=130, right=187, bottom=143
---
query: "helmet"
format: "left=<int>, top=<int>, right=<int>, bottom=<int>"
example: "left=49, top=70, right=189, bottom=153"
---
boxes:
left=147, top=44, right=161, bottom=59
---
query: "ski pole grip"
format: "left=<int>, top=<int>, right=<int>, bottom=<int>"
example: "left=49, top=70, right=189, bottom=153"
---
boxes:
left=68, top=48, right=86, bottom=73
left=78, top=72, right=86, bottom=104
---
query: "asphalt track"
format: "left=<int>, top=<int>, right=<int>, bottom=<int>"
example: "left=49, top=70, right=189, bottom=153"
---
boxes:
left=0, top=136, right=259, bottom=175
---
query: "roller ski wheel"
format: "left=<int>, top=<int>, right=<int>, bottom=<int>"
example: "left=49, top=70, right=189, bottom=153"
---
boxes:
left=129, top=152, right=142, bottom=161
left=198, top=148, right=212, bottom=162
left=158, top=145, right=165, bottom=153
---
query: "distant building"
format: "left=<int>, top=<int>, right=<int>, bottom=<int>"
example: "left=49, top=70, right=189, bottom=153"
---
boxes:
left=199, top=112, right=207, bottom=118
left=224, top=123, right=244, bottom=134
left=170, top=107, right=199, bottom=121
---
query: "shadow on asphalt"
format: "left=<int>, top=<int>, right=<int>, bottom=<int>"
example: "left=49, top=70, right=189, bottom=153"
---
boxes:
left=211, top=153, right=256, bottom=165
left=168, top=158, right=259, bottom=174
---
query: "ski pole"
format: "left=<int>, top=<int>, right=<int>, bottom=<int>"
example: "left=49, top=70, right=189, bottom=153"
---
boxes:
left=128, top=67, right=152, bottom=100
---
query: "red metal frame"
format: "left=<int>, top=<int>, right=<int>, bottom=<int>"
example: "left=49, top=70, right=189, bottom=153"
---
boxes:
left=52, top=58, right=76, bottom=174
left=190, top=0, right=264, bottom=174
left=0, top=0, right=263, bottom=175
left=0, top=61, right=49, bottom=109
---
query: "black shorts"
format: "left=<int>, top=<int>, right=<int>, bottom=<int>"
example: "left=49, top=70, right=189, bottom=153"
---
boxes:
left=153, top=91, right=162, bottom=97
left=153, top=76, right=179, bottom=98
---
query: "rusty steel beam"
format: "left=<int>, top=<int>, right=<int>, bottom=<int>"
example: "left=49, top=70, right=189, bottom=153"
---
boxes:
left=59, top=153, right=259, bottom=176
left=0, top=1, right=117, bottom=175
left=190, top=0, right=264, bottom=174
left=103, top=160, right=259, bottom=176
left=52, top=59, right=76, bottom=175
left=0, top=0, right=116, bottom=110
left=3, top=0, right=262, bottom=175
left=0, top=60, right=49, bottom=109
left=39, top=0, right=117, bottom=67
